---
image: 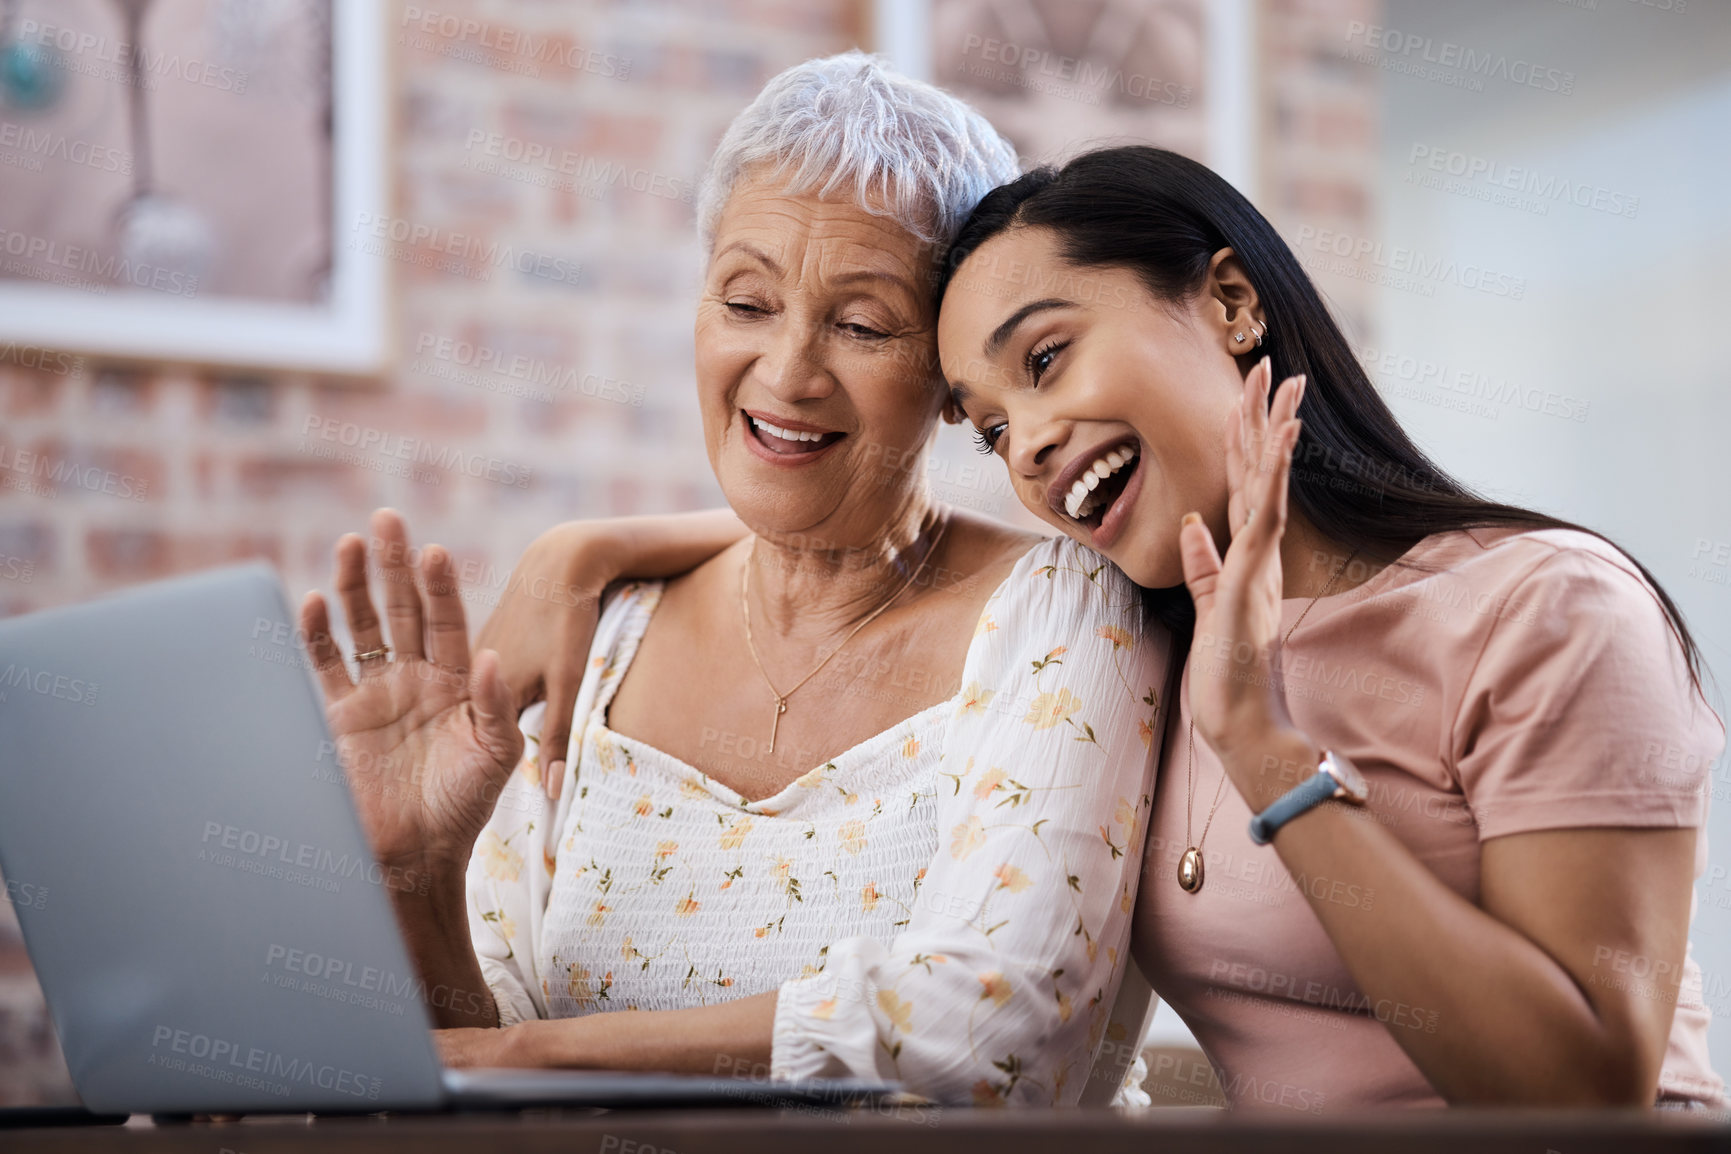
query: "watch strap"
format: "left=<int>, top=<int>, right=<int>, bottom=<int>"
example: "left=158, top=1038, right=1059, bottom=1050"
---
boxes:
left=1248, top=771, right=1339, bottom=846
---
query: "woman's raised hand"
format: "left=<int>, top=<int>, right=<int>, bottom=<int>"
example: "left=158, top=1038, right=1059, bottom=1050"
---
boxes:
left=298, top=509, right=525, bottom=876
left=1178, top=356, right=1308, bottom=780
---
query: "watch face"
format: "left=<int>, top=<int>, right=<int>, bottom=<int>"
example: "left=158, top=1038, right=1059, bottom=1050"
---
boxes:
left=1321, top=751, right=1369, bottom=803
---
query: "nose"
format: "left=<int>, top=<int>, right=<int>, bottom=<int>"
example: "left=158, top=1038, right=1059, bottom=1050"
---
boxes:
left=1006, top=405, right=1068, bottom=478
left=754, top=318, right=836, bottom=404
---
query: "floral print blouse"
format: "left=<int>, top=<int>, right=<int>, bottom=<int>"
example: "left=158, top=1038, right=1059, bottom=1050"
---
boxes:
left=464, top=537, right=1167, bottom=1106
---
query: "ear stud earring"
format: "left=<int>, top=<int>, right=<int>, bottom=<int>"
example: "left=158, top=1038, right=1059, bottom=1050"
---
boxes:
left=1234, top=332, right=1246, bottom=344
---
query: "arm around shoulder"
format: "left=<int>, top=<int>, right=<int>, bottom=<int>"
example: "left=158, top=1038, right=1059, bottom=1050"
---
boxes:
left=771, top=538, right=1173, bottom=1105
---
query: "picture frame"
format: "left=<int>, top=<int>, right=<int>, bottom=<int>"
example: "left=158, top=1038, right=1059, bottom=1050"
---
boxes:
left=0, top=0, right=389, bottom=377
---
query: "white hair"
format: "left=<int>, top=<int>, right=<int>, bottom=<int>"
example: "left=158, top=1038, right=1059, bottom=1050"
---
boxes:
left=696, top=52, right=1021, bottom=257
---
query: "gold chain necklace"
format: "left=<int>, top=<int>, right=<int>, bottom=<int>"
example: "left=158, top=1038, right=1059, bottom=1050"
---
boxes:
left=1177, top=548, right=1357, bottom=894
left=740, top=514, right=950, bottom=755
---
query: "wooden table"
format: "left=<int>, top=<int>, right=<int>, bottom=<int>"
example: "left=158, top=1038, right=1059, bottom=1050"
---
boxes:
left=5, top=1106, right=1729, bottom=1153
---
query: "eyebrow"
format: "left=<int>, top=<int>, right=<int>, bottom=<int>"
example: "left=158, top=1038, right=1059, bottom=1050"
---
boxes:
left=714, top=243, right=916, bottom=299
left=714, top=241, right=785, bottom=277
left=985, top=298, right=1072, bottom=357
left=830, top=268, right=916, bottom=292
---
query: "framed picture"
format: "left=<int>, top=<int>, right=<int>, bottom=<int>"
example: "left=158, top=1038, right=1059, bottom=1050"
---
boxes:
left=875, top=0, right=1255, bottom=187
left=0, top=0, right=388, bottom=376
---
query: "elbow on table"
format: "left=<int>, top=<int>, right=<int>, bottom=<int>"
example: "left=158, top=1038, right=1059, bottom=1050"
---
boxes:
left=1578, top=1048, right=1665, bottom=1108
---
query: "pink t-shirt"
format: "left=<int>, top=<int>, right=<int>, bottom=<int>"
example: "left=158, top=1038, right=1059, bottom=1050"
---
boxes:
left=1134, top=527, right=1726, bottom=1112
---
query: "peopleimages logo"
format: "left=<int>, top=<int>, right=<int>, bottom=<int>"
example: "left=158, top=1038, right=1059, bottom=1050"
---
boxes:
left=198, top=820, right=432, bottom=896
left=462, top=130, right=696, bottom=205
left=0, top=120, right=132, bottom=175
left=348, top=212, right=583, bottom=287
left=0, top=440, right=153, bottom=502
left=412, top=333, right=645, bottom=406
left=1344, top=21, right=1575, bottom=95
left=1405, top=144, right=1639, bottom=220
left=263, top=944, right=491, bottom=1018
left=14, top=19, right=249, bottom=92
left=958, top=33, right=1192, bottom=107
left=0, top=342, right=83, bottom=377
left=299, top=416, right=533, bottom=489
left=0, top=227, right=199, bottom=296
left=1357, top=344, right=1591, bottom=424
left=0, top=663, right=99, bottom=706
left=1292, top=226, right=1527, bottom=301
left=3, top=877, right=48, bottom=911
left=148, top=1025, right=381, bottom=1100
left=399, top=6, right=631, bottom=79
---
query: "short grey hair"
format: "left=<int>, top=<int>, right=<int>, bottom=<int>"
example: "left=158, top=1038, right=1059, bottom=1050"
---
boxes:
left=696, top=52, right=1020, bottom=257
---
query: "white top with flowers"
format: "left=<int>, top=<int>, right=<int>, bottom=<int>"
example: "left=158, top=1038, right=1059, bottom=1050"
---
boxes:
left=465, top=536, right=1167, bottom=1106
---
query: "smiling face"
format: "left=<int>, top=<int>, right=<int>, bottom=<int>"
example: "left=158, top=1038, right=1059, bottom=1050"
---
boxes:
left=696, top=171, right=945, bottom=547
left=938, top=225, right=1252, bottom=589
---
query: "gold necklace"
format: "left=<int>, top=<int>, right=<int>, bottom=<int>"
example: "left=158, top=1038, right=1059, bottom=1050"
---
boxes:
left=1177, top=548, right=1357, bottom=894
left=740, top=514, right=950, bottom=755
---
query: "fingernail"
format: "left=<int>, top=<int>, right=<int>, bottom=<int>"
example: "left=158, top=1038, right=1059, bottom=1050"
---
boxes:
left=1294, top=376, right=1307, bottom=406
left=1181, top=512, right=1202, bottom=527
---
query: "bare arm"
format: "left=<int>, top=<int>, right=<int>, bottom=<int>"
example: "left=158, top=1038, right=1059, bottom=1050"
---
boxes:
left=437, top=992, right=778, bottom=1076
left=1230, top=730, right=1692, bottom=1104
left=478, top=510, right=748, bottom=799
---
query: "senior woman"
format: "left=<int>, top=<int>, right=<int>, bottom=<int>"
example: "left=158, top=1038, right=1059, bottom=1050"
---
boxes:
left=300, top=54, right=1165, bottom=1107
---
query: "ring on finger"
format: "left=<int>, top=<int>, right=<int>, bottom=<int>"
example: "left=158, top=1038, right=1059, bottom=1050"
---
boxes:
left=354, top=645, right=392, bottom=663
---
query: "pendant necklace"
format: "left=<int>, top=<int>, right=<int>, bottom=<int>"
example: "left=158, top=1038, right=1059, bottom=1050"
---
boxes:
left=740, top=514, right=949, bottom=755
left=1178, top=548, right=1357, bottom=894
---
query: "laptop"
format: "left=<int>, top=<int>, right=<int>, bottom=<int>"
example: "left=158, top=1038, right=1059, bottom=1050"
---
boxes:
left=0, top=562, right=899, bottom=1117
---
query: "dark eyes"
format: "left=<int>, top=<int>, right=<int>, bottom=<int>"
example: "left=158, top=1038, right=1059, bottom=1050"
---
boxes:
left=972, top=423, right=1006, bottom=455
left=1025, top=337, right=1068, bottom=383
left=972, top=337, right=1068, bottom=454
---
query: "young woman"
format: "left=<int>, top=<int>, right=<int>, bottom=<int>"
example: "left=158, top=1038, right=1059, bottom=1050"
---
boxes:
left=483, top=146, right=1725, bottom=1110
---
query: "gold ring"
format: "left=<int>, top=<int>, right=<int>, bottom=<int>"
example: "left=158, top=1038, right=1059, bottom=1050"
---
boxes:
left=354, top=646, right=391, bottom=662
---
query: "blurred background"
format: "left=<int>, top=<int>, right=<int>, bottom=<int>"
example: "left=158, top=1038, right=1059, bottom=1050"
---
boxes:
left=1, top=0, right=1727, bottom=1108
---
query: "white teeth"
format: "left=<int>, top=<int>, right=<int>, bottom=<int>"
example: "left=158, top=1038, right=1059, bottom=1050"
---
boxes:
left=1061, top=444, right=1139, bottom=521
left=751, top=416, right=828, bottom=444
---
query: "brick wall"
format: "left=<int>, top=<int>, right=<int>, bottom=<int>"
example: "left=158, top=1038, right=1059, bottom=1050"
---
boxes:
left=1262, top=0, right=1384, bottom=341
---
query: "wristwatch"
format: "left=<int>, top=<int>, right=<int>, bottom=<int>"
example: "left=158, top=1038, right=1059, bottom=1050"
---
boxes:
left=1248, top=749, right=1368, bottom=845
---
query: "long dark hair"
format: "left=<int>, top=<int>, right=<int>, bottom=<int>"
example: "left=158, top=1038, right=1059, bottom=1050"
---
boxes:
left=935, top=145, right=1703, bottom=689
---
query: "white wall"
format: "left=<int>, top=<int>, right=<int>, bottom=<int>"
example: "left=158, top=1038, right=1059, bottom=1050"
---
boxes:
left=1371, top=0, right=1731, bottom=1063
